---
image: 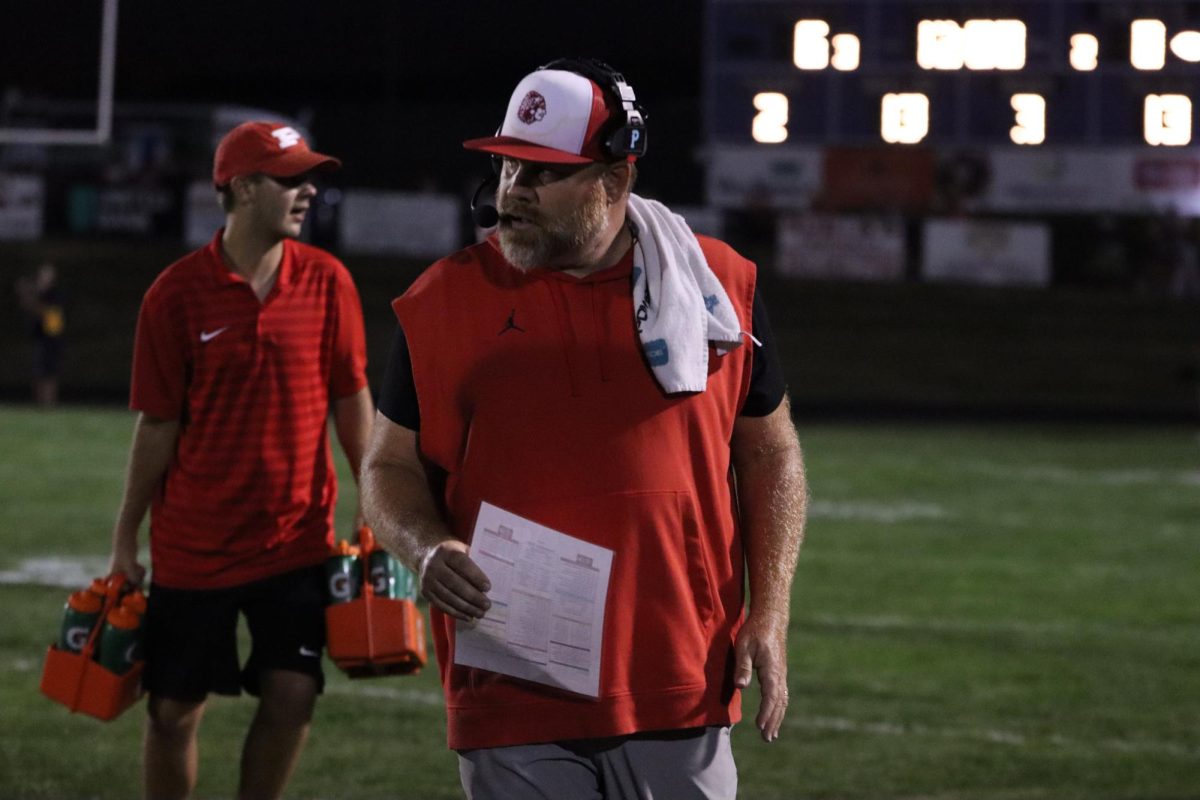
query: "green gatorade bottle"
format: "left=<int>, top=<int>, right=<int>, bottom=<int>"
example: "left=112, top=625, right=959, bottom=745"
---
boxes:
left=58, top=590, right=103, bottom=653
left=97, top=605, right=142, bottom=674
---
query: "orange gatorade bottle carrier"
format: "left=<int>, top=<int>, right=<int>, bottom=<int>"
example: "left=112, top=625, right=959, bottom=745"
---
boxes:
left=324, top=527, right=427, bottom=678
left=40, top=574, right=146, bottom=721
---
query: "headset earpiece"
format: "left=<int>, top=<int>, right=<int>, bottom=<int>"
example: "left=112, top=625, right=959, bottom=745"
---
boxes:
left=538, top=57, right=648, bottom=160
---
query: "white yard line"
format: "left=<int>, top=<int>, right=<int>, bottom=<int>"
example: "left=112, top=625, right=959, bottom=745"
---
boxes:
left=800, top=548, right=1181, bottom=583
left=789, top=715, right=1198, bottom=759
left=0, top=556, right=112, bottom=588
left=798, top=549, right=1049, bottom=577
left=809, top=500, right=952, bottom=524
left=805, top=611, right=1094, bottom=637
left=960, top=460, right=1200, bottom=488
left=798, top=611, right=1191, bottom=648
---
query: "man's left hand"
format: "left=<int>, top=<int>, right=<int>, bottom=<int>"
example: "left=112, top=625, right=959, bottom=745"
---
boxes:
left=733, top=608, right=790, bottom=742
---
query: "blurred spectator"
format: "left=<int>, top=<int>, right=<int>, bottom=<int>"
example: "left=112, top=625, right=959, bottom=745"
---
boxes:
left=1086, top=215, right=1132, bottom=289
left=1140, top=210, right=1197, bottom=296
left=14, top=262, right=65, bottom=406
left=1169, top=218, right=1200, bottom=300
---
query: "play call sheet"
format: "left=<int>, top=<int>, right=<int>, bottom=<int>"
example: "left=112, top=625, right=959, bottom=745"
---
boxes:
left=454, top=501, right=613, bottom=698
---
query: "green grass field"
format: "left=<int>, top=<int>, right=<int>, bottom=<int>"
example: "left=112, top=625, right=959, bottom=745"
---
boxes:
left=1, top=405, right=1197, bottom=799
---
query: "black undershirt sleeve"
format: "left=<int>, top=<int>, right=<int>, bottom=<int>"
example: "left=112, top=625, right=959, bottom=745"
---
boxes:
left=741, top=287, right=788, bottom=417
left=375, top=286, right=788, bottom=431
left=377, top=324, right=420, bottom=431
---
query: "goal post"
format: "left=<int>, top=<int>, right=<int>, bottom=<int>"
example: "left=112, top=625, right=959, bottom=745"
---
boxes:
left=0, top=0, right=118, bottom=146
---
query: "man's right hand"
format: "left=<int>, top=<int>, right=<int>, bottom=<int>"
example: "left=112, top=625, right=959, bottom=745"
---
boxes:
left=418, top=540, right=491, bottom=622
left=108, top=548, right=146, bottom=587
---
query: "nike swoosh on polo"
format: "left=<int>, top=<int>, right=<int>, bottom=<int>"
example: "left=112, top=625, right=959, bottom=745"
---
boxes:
left=199, top=326, right=229, bottom=343
left=299, top=646, right=321, bottom=658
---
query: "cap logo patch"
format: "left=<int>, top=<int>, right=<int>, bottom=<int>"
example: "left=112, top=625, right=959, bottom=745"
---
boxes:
left=271, top=127, right=302, bottom=149
left=516, top=91, right=547, bottom=125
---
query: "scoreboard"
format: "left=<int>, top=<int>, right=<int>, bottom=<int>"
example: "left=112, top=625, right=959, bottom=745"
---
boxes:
left=704, top=0, right=1200, bottom=148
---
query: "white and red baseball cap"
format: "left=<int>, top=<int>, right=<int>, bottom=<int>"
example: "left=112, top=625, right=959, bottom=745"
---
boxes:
left=213, top=121, right=341, bottom=186
left=463, top=69, right=622, bottom=164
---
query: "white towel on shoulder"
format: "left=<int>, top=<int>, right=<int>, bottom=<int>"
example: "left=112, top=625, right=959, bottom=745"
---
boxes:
left=626, top=194, right=746, bottom=394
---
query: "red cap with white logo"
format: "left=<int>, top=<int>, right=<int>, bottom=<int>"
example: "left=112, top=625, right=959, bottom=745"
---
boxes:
left=463, top=70, right=619, bottom=164
left=212, top=121, right=341, bottom=186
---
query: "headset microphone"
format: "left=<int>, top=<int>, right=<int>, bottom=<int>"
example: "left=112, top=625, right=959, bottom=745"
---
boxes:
left=470, top=175, right=499, bottom=229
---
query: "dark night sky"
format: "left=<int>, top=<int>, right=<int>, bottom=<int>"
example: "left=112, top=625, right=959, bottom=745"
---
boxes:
left=2, top=1, right=707, bottom=199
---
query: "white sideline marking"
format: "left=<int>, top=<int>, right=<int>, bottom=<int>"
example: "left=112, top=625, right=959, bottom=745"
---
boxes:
left=799, top=612, right=1189, bottom=647
left=324, top=683, right=444, bottom=707
left=962, top=460, right=1200, bottom=488
left=809, top=500, right=950, bottom=524
left=1155, top=522, right=1189, bottom=539
left=806, top=611, right=1087, bottom=637
left=802, top=548, right=1182, bottom=584
left=801, top=549, right=1043, bottom=577
left=0, top=556, right=111, bottom=588
left=789, top=715, right=1198, bottom=758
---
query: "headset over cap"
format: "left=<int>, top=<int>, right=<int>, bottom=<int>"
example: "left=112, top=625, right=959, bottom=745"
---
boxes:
left=463, top=58, right=648, bottom=165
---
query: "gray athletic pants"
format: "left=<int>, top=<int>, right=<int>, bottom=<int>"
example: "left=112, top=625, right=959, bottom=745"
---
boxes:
left=457, top=726, right=736, bottom=800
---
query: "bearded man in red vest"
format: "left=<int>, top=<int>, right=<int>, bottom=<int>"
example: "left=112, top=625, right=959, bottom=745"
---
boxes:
left=364, top=59, right=808, bottom=800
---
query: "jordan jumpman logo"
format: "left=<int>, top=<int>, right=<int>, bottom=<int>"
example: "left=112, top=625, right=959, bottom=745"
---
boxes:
left=498, top=308, right=526, bottom=335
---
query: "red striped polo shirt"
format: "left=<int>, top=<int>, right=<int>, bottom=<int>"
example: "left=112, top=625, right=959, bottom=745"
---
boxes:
left=131, top=230, right=367, bottom=589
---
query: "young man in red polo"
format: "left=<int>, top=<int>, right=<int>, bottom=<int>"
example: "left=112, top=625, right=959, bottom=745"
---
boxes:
left=107, top=121, right=373, bottom=800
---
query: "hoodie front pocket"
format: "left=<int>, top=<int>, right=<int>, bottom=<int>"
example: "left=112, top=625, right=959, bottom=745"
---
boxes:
left=462, top=490, right=717, bottom=697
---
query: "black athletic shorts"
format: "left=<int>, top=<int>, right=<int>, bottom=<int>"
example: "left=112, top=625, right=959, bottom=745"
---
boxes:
left=143, top=563, right=327, bottom=702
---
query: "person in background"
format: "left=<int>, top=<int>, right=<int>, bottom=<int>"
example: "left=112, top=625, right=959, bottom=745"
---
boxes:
left=1169, top=216, right=1200, bottom=300
left=363, top=59, right=808, bottom=799
left=15, top=261, right=65, bottom=406
left=106, top=121, right=373, bottom=800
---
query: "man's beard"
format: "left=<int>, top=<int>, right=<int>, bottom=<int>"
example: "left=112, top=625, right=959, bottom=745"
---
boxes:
left=497, top=181, right=609, bottom=272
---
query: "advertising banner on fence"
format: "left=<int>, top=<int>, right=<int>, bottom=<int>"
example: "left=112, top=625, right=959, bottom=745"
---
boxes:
left=710, top=145, right=1200, bottom=215
left=0, top=174, right=44, bottom=240
left=705, top=145, right=823, bottom=210
left=970, top=148, right=1200, bottom=215
left=777, top=213, right=906, bottom=281
left=922, top=218, right=1051, bottom=287
left=67, top=184, right=177, bottom=236
left=184, top=181, right=227, bottom=248
left=822, top=147, right=936, bottom=212
left=339, top=190, right=460, bottom=257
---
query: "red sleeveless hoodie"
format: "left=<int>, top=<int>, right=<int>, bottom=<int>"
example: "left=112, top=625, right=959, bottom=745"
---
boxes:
left=392, top=235, right=757, bottom=749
